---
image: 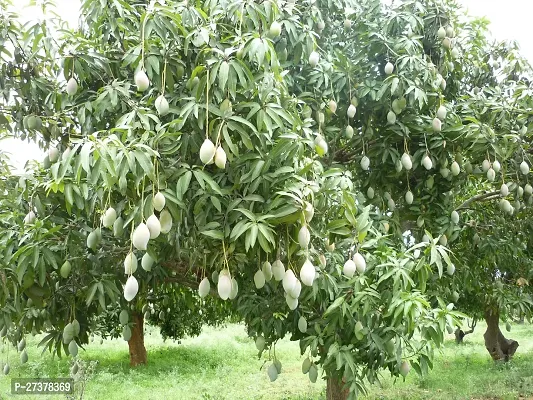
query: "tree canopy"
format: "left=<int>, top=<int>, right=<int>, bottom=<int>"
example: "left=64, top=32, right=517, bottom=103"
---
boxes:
left=0, top=0, right=532, bottom=398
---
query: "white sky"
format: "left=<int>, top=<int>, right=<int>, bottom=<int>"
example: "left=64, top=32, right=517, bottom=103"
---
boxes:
left=1, top=0, right=532, bottom=172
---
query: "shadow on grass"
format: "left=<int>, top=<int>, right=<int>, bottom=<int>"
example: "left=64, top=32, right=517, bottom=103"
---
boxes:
left=82, top=342, right=255, bottom=376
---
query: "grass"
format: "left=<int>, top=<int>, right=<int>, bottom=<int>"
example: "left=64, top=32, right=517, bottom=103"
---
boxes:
left=0, top=321, right=532, bottom=400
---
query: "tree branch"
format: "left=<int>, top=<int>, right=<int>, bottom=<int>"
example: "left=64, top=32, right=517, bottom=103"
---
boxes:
left=457, top=190, right=501, bottom=210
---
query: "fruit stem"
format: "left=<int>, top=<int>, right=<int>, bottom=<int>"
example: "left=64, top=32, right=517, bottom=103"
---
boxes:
left=161, top=59, right=167, bottom=95
left=215, top=121, right=225, bottom=146
left=205, top=68, right=210, bottom=140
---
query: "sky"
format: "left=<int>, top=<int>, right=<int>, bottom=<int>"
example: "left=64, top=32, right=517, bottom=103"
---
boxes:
left=1, top=0, right=533, bottom=172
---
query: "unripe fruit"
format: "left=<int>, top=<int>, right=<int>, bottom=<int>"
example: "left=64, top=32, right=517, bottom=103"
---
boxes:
left=298, top=316, right=307, bottom=333
left=66, top=77, right=78, bottom=96
left=388, top=198, right=396, bottom=210
left=123, top=325, right=132, bottom=341
left=289, top=279, right=301, bottom=299
left=437, top=105, right=447, bottom=120
left=422, top=155, right=433, bottom=170
left=492, top=160, right=501, bottom=173
left=525, top=184, right=533, bottom=195
left=48, top=147, right=59, bottom=163
left=269, top=21, right=282, bottom=37
left=440, top=234, right=448, bottom=246
left=254, top=270, right=266, bottom=289
left=282, top=269, right=297, bottom=293
left=114, top=217, right=124, bottom=237
left=353, top=253, right=366, bottom=273
left=300, top=259, right=315, bottom=286
left=124, top=252, right=137, bottom=275
left=132, top=222, right=150, bottom=250
left=309, top=51, right=320, bottom=67
left=432, top=117, right=442, bottom=132
left=87, top=229, right=100, bottom=250
left=229, top=278, right=239, bottom=299
left=367, top=187, right=374, bottom=199
left=214, top=146, right=227, bottom=169
left=345, top=125, right=354, bottom=139
left=119, top=310, right=129, bottom=325
left=329, top=99, right=337, bottom=114
left=69, top=340, right=78, bottom=357
left=405, top=191, right=413, bottom=205
left=60, top=260, right=72, bottom=278
left=447, top=263, right=456, bottom=275
left=124, top=275, right=139, bottom=301
left=401, top=153, right=412, bottom=170
left=450, top=161, right=460, bottom=176
left=18, top=338, right=26, bottom=352
left=451, top=210, right=459, bottom=224
left=20, top=349, right=28, bottom=364
left=482, top=159, right=490, bottom=172
left=199, top=139, right=216, bottom=164
left=500, top=183, right=509, bottom=197
left=262, top=261, right=273, bottom=281
left=308, top=364, right=318, bottom=383
left=486, top=168, right=495, bottom=182
left=343, top=259, right=356, bottom=278
left=451, top=48, right=460, bottom=59
left=160, top=210, right=173, bottom=233
left=442, top=37, right=451, bottom=49
left=267, top=363, right=278, bottom=382
left=298, top=225, right=310, bottom=248
left=303, top=201, right=314, bottom=222
left=400, top=360, right=410, bottom=377
left=520, top=161, right=529, bottom=175
left=446, top=26, right=455, bottom=37
left=24, top=211, right=36, bottom=225
left=384, top=62, right=394, bottom=75
left=360, top=156, right=370, bottom=171
left=134, top=70, right=150, bottom=92
left=441, top=78, right=447, bottom=90
left=141, top=253, right=154, bottom=272
left=437, top=26, right=446, bottom=39
left=199, top=277, right=210, bottom=297
left=317, top=21, right=325, bottom=31
left=146, top=214, right=161, bottom=239
left=272, top=259, right=285, bottom=281
left=347, top=104, right=356, bottom=118
left=102, top=207, right=117, bottom=228
left=344, top=18, right=352, bottom=29
left=314, top=136, right=328, bottom=156
left=285, top=292, right=298, bottom=310
left=387, top=110, right=396, bottom=124
left=155, top=95, right=169, bottom=116
left=218, top=272, right=232, bottom=300
left=255, top=335, right=265, bottom=352
left=153, top=192, right=166, bottom=211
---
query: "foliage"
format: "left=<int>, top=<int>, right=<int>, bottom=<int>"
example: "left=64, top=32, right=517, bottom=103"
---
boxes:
left=0, top=0, right=533, bottom=397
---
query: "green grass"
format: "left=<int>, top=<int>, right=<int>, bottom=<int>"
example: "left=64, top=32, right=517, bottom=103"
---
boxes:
left=0, top=321, right=532, bottom=400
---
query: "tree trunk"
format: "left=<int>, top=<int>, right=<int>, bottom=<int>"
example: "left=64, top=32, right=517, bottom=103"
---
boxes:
left=483, top=308, right=519, bottom=361
left=454, top=328, right=465, bottom=344
left=128, top=311, right=147, bottom=366
left=326, top=377, right=349, bottom=400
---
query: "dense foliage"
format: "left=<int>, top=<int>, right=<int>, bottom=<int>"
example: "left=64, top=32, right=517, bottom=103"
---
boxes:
left=0, top=0, right=532, bottom=397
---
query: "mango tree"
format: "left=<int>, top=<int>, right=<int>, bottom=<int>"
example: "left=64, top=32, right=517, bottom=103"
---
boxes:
left=1, top=0, right=532, bottom=398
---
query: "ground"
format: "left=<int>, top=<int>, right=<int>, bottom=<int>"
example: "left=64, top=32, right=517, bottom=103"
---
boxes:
left=0, top=322, right=532, bottom=399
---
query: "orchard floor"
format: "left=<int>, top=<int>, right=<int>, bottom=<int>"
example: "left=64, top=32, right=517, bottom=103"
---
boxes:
left=0, top=322, right=532, bottom=400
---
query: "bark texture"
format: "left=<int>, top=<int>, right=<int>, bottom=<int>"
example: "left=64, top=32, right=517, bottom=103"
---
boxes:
left=326, top=377, right=349, bottom=400
left=455, top=319, right=477, bottom=344
left=483, top=308, right=518, bottom=361
left=128, top=312, right=147, bottom=366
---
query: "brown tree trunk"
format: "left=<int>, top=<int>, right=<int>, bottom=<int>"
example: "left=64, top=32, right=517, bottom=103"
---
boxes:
left=483, top=308, right=519, bottom=361
left=454, top=328, right=465, bottom=344
left=128, top=312, right=147, bottom=366
left=326, top=377, right=349, bottom=400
